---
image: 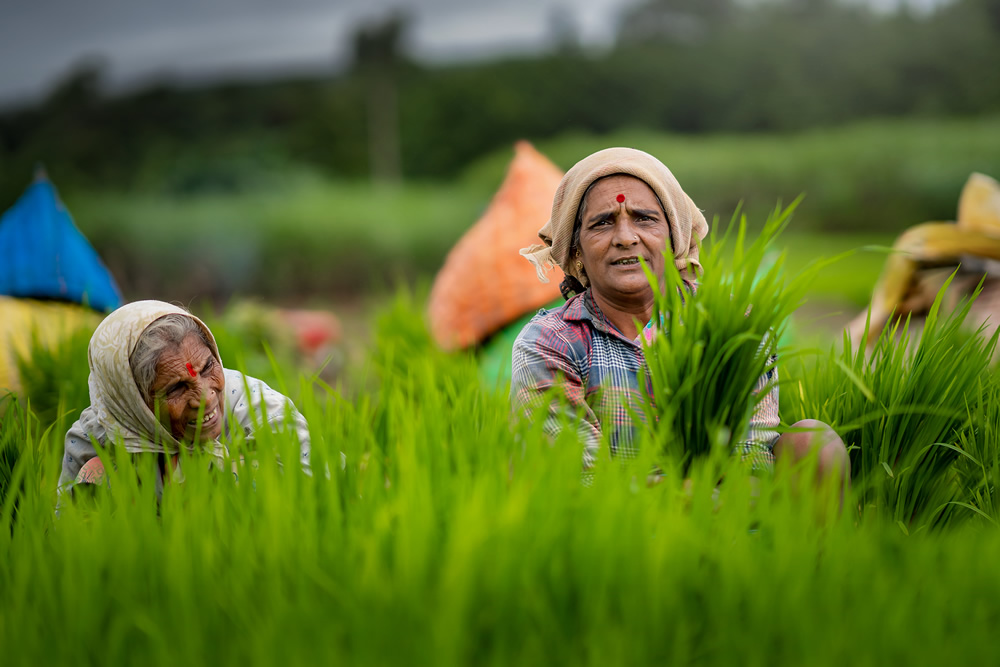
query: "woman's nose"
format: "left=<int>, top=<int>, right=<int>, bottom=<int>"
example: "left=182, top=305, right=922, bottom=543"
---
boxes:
left=189, top=377, right=213, bottom=405
left=613, top=221, right=639, bottom=246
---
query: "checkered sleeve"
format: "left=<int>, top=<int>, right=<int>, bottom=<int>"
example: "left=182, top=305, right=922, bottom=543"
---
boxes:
left=511, top=318, right=602, bottom=468
left=739, top=355, right=779, bottom=471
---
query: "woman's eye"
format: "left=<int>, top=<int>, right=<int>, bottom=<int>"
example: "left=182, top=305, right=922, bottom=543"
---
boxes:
left=203, top=357, right=214, bottom=373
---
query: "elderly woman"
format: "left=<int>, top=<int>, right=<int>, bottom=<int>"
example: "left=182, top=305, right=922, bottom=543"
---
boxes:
left=512, top=147, right=848, bottom=480
left=58, top=300, right=311, bottom=499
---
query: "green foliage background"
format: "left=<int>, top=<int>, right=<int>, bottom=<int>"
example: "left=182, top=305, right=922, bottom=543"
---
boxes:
left=2, top=1, right=998, bottom=307
left=2, top=0, right=999, bottom=201
left=11, top=116, right=993, bottom=306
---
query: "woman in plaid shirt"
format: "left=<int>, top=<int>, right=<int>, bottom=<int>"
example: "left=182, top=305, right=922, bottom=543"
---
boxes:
left=512, top=147, right=848, bottom=481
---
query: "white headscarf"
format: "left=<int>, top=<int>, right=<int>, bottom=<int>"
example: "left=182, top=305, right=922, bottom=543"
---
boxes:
left=80, top=300, right=227, bottom=463
left=520, top=147, right=709, bottom=286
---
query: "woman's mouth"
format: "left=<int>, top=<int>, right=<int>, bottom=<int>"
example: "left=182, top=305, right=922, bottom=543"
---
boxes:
left=612, top=257, right=642, bottom=266
left=189, top=408, right=218, bottom=428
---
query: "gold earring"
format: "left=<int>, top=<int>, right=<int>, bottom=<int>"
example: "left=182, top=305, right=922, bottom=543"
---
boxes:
left=575, top=260, right=583, bottom=270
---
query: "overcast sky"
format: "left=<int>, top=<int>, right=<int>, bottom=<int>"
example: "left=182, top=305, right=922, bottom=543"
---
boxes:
left=0, top=0, right=947, bottom=108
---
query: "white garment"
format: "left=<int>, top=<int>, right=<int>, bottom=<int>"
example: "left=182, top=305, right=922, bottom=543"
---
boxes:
left=56, top=300, right=311, bottom=500
left=58, top=367, right=312, bottom=493
left=59, top=368, right=311, bottom=493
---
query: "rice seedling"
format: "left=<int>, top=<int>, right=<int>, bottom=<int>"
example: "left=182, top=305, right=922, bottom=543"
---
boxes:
left=14, top=323, right=94, bottom=428
left=0, top=394, right=30, bottom=525
left=782, top=278, right=1000, bottom=529
left=949, top=377, right=1000, bottom=526
left=638, top=201, right=820, bottom=470
left=4, top=237, right=1000, bottom=664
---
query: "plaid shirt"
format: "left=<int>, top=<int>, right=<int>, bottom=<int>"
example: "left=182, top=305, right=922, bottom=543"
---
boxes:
left=510, top=290, right=779, bottom=469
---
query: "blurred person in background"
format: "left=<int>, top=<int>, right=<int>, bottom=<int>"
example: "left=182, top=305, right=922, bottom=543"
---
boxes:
left=58, top=300, right=311, bottom=501
left=512, top=147, right=848, bottom=483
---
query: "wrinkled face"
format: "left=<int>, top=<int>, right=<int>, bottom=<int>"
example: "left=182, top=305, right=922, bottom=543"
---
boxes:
left=148, top=333, right=225, bottom=443
left=578, top=175, right=671, bottom=304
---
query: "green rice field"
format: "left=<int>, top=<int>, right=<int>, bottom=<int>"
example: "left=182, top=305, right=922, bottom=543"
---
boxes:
left=3, top=214, right=1000, bottom=665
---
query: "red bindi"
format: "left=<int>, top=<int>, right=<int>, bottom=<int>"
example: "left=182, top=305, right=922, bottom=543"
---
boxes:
left=186, top=362, right=197, bottom=378
left=616, top=194, right=625, bottom=203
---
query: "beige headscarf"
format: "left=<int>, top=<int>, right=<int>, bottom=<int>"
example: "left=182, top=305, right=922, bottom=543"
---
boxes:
left=520, top=147, right=709, bottom=287
left=81, top=300, right=227, bottom=462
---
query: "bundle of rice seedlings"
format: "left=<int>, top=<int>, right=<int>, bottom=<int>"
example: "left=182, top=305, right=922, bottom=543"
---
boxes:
left=783, top=277, right=999, bottom=528
left=951, top=377, right=1000, bottom=526
left=638, top=202, right=817, bottom=472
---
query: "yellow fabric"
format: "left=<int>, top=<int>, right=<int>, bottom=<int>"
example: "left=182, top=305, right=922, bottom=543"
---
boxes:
left=520, top=147, right=709, bottom=286
left=848, top=172, right=1000, bottom=346
left=0, top=296, right=98, bottom=393
left=957, top=172, right=1000, bottom=234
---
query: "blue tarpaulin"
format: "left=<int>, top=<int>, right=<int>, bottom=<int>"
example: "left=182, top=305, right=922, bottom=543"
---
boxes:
left=0, top=173, right=122, bottom=312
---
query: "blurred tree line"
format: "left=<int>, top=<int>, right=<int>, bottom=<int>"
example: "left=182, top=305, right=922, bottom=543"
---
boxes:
left=1, top=0, right=998, bottom=203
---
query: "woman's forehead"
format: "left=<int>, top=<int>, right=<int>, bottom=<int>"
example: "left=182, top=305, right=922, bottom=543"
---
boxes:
left=583, top=175, right=658, bottom=207
left=157, top=334, right=212, bottom=367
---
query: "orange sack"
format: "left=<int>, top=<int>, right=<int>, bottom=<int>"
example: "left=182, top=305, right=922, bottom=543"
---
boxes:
left=428, top=141, right=565, bottom=350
